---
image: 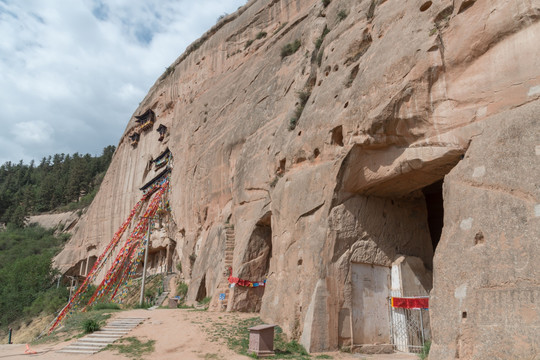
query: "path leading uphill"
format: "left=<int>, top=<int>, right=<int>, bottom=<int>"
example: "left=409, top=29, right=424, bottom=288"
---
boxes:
left=0, top=309, right=417, bottom=360
left=57, top=317, right=146, bottom=354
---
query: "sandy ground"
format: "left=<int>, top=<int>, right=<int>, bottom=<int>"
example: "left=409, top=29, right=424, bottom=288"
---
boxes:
left=0, top=309, right=417, bottom=360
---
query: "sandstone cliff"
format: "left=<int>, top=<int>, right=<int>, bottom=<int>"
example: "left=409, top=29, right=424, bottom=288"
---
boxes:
left=55, top=0, right=540, bottom=358
left=28, top=211, right=81, bottom=234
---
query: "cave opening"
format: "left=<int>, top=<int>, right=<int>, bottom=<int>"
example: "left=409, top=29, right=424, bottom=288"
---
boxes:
left=196, top=274, right=207, bottom=302
left=232, top=212, right=272, bottom=312
left=422, top=179, right=444, bottom=254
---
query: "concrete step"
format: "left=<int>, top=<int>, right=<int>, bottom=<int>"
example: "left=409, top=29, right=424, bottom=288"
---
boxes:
left=101, top=328, right=132, bottom=332
left=107, top=322, right=140, bottom=327
left=63, top=345, right=105, bottom=350
left=58, top=317, right=146, bottom=354
left=69, top=341, right=111, bottom=347
left=86, top=334, right=122, bottom=339
left=58, top=349, right=99, bottom=354
left=79, top=337, right=118, bottom=343
left=98, top=331, right=129, bottom=335
left=110, top=318, right=145, bottom=323
left=104, top=324, right=138, bottom=328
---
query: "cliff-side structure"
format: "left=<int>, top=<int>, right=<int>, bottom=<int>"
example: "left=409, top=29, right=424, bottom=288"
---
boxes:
left=55, top=0, right=540, bottom=358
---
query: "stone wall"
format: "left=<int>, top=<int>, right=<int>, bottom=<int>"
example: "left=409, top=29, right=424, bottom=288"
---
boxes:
left=55, top=0, right=540, bottom=357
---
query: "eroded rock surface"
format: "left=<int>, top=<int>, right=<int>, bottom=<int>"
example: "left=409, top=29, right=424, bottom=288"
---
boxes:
left=28, top=210, right=81, bottom=234
left=55, top=0, right=540, bottom=358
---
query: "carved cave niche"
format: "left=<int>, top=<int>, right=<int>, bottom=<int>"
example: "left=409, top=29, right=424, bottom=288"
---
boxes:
left=231, top=212, right=272, bottom=312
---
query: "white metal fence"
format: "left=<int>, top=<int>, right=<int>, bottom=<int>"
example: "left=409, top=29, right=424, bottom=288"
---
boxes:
left=388, top=298, right=430, bottom=353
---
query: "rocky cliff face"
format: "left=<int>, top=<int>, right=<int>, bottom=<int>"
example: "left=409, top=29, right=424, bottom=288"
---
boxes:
left=55, top=0, right=540, bottom=358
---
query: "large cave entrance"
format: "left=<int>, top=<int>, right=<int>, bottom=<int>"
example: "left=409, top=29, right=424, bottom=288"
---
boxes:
left=336, top=144, right=463, bottom=352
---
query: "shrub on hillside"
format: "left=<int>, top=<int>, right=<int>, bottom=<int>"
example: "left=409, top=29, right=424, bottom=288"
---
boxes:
left=281, top=39, right=301, bottom=58
left=82, top=319, right=100, bottom=333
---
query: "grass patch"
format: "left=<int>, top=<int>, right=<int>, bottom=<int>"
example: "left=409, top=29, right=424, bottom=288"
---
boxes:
left=315, top=355, right=333, bottom=359
left=91, top=302, right=121, bottom=311
left=120, top=274, right=164, bottom=308
left=245, top=39, right=254, bottom=49
left=34, top=308, right=117, bottom=343
left=281, top=39, right=301, bottom=58
left=105, top=336, right=155, bottom=360
left=322, top=0, right=331, bottom=7
left=317, top=50, right=324, bottom=67
left=158, top=66, right=175, bottom=81
left=314, top=26, right=330, bottom=52
left=203, top=316, right=311, bottom=359
left=63, top=310, right=114, bottom=333
left=175, top=281, right=189, bottom=306
left=256, top=31, right=267, bottom=39
left=133, top=302, right=152, bottom=309
left=178, top=303, right=195, bottom=309
left=199, top=296, right=212, bottom=306
left=274, top=22, right=288, bottom=34
left=419, top=340, right=431, bottom=360
left=203, top=354, right=220, bottom=359
left=337, top=10, right=348, bottom=21
left=289, top=90, right=311, bottom=130
left=82, top=319, right=100, bottom=333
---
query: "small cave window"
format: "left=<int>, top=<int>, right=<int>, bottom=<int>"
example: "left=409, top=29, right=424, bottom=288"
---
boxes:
left=331, top=125, right=344, bottom=146
left=157, top=124, right=168, bottom=141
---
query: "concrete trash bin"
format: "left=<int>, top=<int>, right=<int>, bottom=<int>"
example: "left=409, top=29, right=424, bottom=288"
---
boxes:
left=248, top=324, right=276, bottom=357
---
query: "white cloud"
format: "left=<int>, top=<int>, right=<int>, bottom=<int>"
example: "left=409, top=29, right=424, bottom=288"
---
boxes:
left=0, top=0, right=247, bottom=164
left=12, top=120, right=54, bottom=145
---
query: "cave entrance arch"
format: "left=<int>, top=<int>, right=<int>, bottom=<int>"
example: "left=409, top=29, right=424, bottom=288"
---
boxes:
left=232, top=212, right=272, bottom=312
left=196, top=274, right=207, bottom=302
left=338, top=144, right=463, bottom=351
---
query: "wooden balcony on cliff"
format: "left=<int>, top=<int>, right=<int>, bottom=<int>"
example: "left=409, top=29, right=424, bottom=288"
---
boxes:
left=140, top=168, right=171, bottom=193
left=135, top=109, right=156, bottom=132
left=153, top=148, right=171, bottom=170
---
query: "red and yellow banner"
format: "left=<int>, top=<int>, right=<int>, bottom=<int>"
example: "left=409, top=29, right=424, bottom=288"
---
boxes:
left=391, top=297, right=429, bottom=309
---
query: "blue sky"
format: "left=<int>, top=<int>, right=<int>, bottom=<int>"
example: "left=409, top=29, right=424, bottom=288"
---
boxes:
left=0, top=0, right=247, bottom=164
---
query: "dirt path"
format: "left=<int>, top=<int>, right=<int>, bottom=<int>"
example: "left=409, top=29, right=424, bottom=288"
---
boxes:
left=0, top=309, right=417, bottom=360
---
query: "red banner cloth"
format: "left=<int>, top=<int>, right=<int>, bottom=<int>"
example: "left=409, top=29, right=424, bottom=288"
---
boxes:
left=391, top=297, right=429, bottom=309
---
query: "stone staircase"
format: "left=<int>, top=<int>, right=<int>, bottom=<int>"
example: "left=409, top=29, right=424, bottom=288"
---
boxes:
left=57, top=317, right=146, bottom=354
left=151, top=290, right=170, bottom=309
left=151, top=272, right=176, bottom=308
left=214, top=226, right=235, bottom=310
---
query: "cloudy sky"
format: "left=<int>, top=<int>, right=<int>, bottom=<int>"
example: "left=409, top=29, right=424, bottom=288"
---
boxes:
left=0, top=0, right=247, bottom=165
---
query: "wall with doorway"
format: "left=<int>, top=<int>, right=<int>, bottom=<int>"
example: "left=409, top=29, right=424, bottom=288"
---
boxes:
left=324, top=194, right=434, bottom=350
